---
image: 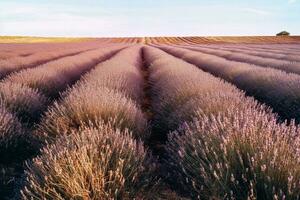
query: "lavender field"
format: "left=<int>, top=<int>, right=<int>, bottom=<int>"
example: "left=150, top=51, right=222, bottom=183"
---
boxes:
left=0, top=39, right=300, bottom=199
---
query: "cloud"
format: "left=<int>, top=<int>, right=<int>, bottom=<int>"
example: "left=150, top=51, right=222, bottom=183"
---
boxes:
left=242, top=8, right=271, bottom=16
left=0, top=1, right=299, bottom=36
left=0, top=2, right=131, bottom=37
left=288, top=0, right=297, bottom=4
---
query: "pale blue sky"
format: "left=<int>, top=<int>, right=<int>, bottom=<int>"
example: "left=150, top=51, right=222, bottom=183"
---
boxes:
left=0, top=0, right=299, bottom=37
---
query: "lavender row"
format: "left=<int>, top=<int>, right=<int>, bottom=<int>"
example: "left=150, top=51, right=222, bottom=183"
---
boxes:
left=192, top=44, right=300, bottom=62
left=3, top=45, right=125, bottom=98
left=143, top=46, right=300, bottom=199
left=208, top=44, right=300, bottom=55
left=159, top=45, right=300, bottom=122
left=0, top=40, right=110, bottom=60
left=179, top=45, right=300, bottom=75
left=0, top=45, right=127, bottom=197
left=21, top=46, right=161, bottom=199
left=0, top=42, right=116, bottom=79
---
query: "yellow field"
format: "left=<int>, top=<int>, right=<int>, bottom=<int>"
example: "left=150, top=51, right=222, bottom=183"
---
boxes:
left=0, top=36, right=94, bottom=43
left=1, top=35, right=300, bottom=44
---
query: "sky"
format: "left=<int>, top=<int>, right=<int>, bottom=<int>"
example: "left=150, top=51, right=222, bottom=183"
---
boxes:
left=0, top=0, right=299, bottom=37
